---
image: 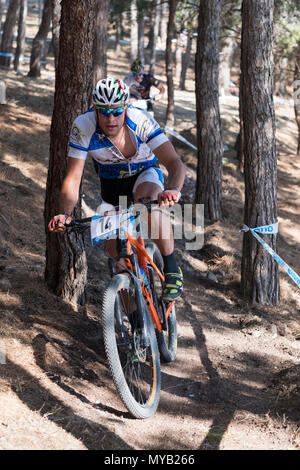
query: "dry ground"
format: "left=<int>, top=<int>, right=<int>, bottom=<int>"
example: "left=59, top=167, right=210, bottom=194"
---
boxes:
left=0, top=42, right=300, bottom=451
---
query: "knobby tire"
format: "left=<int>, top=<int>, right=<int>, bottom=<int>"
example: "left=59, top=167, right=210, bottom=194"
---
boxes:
left=102, top=273, right=161, bottom=419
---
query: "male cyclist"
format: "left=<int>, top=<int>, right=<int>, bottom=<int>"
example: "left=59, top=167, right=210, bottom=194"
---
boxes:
left=48, top=77, right=186, bottom=302
left=124, top=59, right=165, bottom=115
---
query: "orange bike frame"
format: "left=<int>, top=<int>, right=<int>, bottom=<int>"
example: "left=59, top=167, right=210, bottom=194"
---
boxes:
left=126, top=232, right=175, bottom=333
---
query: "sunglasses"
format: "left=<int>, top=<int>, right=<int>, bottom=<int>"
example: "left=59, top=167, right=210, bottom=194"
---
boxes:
left=95, top=105, right=127, bottom=117
left=133, top=73, right=143, bottom=77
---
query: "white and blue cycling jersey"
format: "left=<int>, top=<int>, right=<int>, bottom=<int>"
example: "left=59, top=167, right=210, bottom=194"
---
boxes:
left=68, top=105, right=169, bottom=180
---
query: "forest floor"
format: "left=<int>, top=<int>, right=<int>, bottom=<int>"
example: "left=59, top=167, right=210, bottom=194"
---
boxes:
left=0, top=44, right=300, bottom=451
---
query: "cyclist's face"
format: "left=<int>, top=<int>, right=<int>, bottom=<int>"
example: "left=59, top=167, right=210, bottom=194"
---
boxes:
left=95, top=105, right=127, bottom=137
left=133, top=73, right=143, bottom=82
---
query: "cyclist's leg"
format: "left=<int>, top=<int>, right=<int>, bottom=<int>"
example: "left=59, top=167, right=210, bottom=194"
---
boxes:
left=99, top=175, right=136, bottom=263
left=133, top=168, right=183, bottom=301
left=100, top=176, right=141, bottom=314
left=134, top=181, right=174, bottom=256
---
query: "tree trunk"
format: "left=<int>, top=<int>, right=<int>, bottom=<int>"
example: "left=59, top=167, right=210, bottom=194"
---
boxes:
left=165, top=0, right=177, bottom=129
left=51, top=0, right=61, bottom=72
left=13, top=0, right=26, bottom=71
left=235, top=72, right=244, bottom=171
left=158, top=1, right=168, bottom=50
left=274, top=56, right=288, bottom=97
left=195, top=0, right=223, bottom=222
left=294, top=40, right=300, bottom=155
left=130, top=0, right=138, bottom=61
left=38, top=0, right=43, bottom=23
left=175, top=36, right=182, bottom=83
left=219, top=34, right=236, bottom=96
left=27, top=0, right=52, bottom=77
left=0, top=0, right=6, bottom=29
left=149, top=0, right=159, bottom=75
left=44, top=0, right=95, bottom=304
left=93, top=0, right=108, bottom=85
left=241, top=0, right=278, bottom=305
left=0, top=0, right=20, bottom=67
left=137, top=15, right=144, bottom=63
left=115, top=13, right=121, bottom=56
left=180, top=33, right=192, bottom=91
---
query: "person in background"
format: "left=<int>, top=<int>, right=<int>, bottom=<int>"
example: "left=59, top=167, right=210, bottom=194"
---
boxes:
left=124, top=59, right=165, bottom=115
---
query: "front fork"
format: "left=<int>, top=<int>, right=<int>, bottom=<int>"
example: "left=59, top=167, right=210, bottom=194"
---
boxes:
left=109, top=258, right=151, bottom=347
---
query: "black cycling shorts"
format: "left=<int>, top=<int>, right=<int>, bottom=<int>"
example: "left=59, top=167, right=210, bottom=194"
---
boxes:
left=100, top=173, right=141, bottom=207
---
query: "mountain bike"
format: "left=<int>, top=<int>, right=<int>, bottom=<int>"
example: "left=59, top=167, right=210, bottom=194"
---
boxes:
left=66, top=199, right=177, bottom=419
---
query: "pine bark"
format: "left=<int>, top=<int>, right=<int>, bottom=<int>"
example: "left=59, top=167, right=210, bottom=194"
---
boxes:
left=149, top=0, right=160, bottom=76
left=13, top=0, right=27, bottom=71
left=137, top=15, right=144, bottom=63
left=294, top=40, right=300, bottom=155
left=195, top=0, right=223, bottom=221
left=159, top=1, right=168, bottom=49
left=51, top=0, right=61, bottom=72
left=0, top=0, right=21, bottom=67
left=165, top=0, right=177, bottom=129
left=236, top=72, right=244, bottom=172
left=0, top=0, right=6, bottom=29
left=241, top=0, right=278, bottom=305
left=180, top=33, right=192, bottom=91
left=44, top=0, right=95, bottom=304
left=93, top=0, right=108, bottom=85
left=219, top=34, right=236, bottom=96
left=27, top=0, right=52, bottom=77
left=130, top=0, right=138, bottom=61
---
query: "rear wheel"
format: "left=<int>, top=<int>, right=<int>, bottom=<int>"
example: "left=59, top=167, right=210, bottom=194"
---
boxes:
left=102, top=274, right=161, bottom=419
left=146, top=243, right=177, bottom=363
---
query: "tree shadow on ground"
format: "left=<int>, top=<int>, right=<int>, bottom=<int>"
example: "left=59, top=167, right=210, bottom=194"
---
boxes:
left=178, top=291, right=300, bottom=449
left=0, top=358, right=132, bottom=450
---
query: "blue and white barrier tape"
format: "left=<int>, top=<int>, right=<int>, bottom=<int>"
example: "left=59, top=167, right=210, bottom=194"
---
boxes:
left=252, top=222, right=278, bottom=234
left=242, top=223, right=300, bottom=287
left=165, top=126, right=198, bottom=151
left=165, top=126, right=231, bottom=155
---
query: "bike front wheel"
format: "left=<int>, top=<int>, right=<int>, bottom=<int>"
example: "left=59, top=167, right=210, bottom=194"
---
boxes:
left=102, top=273, right=161, bottom=419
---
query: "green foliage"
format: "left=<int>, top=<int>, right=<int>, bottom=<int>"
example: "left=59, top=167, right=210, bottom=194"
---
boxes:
left=274, top=0, right=300, bottom=59
left=109, top=0, right=152, bottom=19
left=220, top=0, right=242, bottom=48
left=175, top=1, right=199, bottom=34
left=109, top=0, right=129, bottom=18
left=221, top=0, right=242, bottom=33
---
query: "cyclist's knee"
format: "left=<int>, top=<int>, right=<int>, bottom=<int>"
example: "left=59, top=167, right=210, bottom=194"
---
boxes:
left=134, top=182, right=161, bottom=203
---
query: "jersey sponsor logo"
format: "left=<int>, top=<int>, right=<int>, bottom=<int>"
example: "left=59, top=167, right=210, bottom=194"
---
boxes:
left=71, top=124, right=86, bottom=141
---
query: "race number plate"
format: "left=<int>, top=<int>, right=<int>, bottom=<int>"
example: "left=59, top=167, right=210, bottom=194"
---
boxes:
left=91, top=213, right=120, bottom=246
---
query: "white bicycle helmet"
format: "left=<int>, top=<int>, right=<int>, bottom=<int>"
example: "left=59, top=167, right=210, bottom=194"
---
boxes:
left=92, top=77, right=129, bottom=106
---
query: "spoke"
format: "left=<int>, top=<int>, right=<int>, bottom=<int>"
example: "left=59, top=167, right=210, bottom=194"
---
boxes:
left=132, top=362, right=145, bottom=403
left=114, top=288, right=155, bottom=406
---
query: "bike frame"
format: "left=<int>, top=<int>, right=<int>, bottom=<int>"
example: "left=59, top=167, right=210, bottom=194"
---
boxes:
left=126, top=232, right=175, bottom=332
left=108, top=210, right=175, bottom=334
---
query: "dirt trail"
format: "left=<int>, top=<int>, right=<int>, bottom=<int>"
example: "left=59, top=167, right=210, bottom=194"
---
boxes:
left=0, top=48, right=300, bottom=450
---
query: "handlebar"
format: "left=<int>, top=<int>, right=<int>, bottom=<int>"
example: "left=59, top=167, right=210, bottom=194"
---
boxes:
left=65, top=198, right=159, bottom=231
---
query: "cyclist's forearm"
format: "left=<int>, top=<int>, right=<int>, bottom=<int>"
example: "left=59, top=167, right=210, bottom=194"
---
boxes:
left=58, top=181, right=79, bottom=216
left=166, top=159, right=186, bottom=191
